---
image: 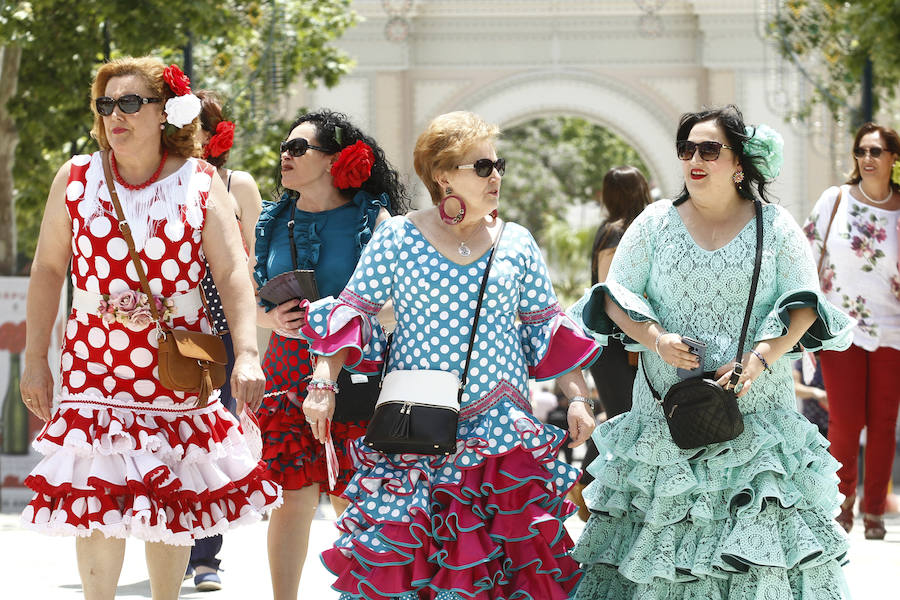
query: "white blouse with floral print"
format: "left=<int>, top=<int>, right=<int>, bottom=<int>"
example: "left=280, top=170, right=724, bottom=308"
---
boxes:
left=804, top=184, right=900, bottom=351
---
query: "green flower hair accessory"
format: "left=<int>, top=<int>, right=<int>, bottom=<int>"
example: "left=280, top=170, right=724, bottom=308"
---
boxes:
left=743, top=124, right=784, bottom=181
left=893, top=159, right=900, bottom=187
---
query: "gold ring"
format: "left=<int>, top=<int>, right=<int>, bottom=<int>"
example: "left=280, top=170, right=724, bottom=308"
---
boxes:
left=24, top=398, right=34, bottom=403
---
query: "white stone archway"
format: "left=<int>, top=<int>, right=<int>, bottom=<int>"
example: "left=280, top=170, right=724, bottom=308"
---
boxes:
left=298, top=0, right=834, bottom=219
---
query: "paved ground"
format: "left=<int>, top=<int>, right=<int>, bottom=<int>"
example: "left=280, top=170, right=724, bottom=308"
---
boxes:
left=1, top=498, right=898, bottom=599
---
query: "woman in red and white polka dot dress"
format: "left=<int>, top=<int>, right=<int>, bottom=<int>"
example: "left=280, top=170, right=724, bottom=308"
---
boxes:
left=19, top=56, right=281, bottom=600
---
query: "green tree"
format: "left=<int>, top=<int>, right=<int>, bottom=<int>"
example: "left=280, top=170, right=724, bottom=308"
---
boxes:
left=0, top=0, right=356, bottom=272
left=496, top=116, right=648, bottom=241
left=768, top=1, right=900, bottom=124
left=495, top=116, right=649, bottom=303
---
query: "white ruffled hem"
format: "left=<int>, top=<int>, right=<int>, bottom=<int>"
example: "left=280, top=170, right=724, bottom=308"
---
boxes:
left=20, top=496, right=283, bottom=546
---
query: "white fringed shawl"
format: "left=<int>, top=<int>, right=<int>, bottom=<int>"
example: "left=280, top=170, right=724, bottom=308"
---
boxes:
left=78, top=153, right=212, bottom=251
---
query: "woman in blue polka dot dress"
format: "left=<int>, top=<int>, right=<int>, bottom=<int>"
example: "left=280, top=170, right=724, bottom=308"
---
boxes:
left=299, top=111, right=601, bottom=599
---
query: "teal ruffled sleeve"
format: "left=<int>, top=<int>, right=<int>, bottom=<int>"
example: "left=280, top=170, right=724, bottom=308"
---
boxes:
left=753, top=205, right=855, bottom=357
left=569, top=205, right=662, bottom=352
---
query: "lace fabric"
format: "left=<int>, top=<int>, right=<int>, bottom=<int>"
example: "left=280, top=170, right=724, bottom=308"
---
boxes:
left=570, top=200, right=854, bottom=598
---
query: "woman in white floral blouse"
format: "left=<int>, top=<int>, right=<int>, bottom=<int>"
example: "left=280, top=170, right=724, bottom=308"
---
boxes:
left=804, top=122, right=900, bottom=540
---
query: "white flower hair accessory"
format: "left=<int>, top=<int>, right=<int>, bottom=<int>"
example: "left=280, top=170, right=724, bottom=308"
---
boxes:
left=162, top=64, right=201, bottom=129
left=743, top=124, right=784, bottom=181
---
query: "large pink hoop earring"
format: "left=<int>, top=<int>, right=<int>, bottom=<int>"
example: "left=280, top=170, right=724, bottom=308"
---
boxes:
left=438, top=194, right=466, bottom=225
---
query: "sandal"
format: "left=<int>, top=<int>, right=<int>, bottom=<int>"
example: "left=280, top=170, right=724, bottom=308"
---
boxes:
left=835, top=494, right=855, bottom=533
left=862, top=513, right=886, bottom=540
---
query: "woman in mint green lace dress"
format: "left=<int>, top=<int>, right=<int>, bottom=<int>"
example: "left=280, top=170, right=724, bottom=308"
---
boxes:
left=569, top=106, right=855, bottom=599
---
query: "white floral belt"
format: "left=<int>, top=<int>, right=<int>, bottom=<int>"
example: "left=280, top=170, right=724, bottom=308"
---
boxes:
left=72, top=286, right=203, bottom=330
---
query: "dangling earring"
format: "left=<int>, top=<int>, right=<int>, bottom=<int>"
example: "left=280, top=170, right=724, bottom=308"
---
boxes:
left=489, top=209, right=498, bottom=219
left=732, top=170, right=745, bottom=185
left=438, top=186, right=465, bottom=225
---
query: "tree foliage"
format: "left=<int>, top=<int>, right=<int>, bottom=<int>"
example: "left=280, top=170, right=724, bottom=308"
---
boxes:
left=768, top=0, right=900, bottom=124
left=0, top=0, right=356, bottom=266
left=495, top=116, right=649, bottom=304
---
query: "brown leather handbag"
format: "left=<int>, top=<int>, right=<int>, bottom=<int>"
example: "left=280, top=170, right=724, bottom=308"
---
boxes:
left=102, top=152, right=226, bottom=406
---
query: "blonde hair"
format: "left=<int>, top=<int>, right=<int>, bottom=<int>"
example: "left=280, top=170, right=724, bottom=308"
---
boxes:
left=413, top=111, right=500, bottom=205
left=90, top=56, right=201, bottom=159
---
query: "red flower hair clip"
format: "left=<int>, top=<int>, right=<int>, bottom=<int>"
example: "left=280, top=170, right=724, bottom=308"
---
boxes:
left=163, top=65, right=192, bottom=96
left=205, top=121, right=236, bottom=158
left=330, top=140, right=375, bottom=190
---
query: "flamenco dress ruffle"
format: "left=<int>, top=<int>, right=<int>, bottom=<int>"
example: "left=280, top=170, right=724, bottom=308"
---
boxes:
left=258, top=332, right=367, bottom=494
left=22, top=393, right=282, bottom=546
left=322, top=398, right=583, bottom=600
left=300, top=293, right=600, bottom=599
left=567, top=281, right=856, bottom=599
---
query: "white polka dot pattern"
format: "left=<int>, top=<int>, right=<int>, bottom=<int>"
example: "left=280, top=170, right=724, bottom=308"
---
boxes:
left=305, top=217, right=576, bottom=411
left=59, top=152, right=216, bottom=404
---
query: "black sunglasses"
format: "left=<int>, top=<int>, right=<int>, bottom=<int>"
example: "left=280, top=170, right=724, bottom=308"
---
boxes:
left=95, top=94, right=161, bottom=116
left=853, top=146, right=885, bottom=159
left=280, top=138, right=331, bottom=157
left=456, top=157, right=506, bottom=177
left=676, top=140, right=733, bottom=161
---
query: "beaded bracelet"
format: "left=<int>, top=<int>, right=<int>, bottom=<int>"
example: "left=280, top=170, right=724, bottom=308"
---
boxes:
left=308, top=378, right=340, bottom=394
left=751, top=349, right=772, bottom=374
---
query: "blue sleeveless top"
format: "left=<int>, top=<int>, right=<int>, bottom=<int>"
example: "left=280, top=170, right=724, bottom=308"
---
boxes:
left=254, top=190, right=389, bottom=309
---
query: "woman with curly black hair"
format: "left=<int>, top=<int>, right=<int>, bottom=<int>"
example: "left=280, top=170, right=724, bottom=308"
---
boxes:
left=253, top=109, right=408, bottom=599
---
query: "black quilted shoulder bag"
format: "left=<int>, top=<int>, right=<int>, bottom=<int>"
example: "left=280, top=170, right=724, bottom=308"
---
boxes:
left=642, top=199, right=763, bottom=449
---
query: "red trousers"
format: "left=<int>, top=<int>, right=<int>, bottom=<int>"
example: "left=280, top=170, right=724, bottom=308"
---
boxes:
left=819, top=344, right=900, bottom=515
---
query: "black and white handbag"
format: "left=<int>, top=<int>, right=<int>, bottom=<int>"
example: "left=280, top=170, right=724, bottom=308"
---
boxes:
left=363, top=222, right=505, bottom=455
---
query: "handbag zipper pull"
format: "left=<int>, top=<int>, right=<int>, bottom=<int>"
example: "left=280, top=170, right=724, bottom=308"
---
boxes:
left=668, top=404, right=678, bottom=418
left=390, top=402, right=412, bottom=439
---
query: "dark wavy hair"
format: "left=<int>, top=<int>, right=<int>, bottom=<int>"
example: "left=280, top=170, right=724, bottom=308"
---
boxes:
left=846, top=122, right=900, bottom=192
left=277, top=109, right=409, bottom=215
left=673, top=105, right=772, bottom=205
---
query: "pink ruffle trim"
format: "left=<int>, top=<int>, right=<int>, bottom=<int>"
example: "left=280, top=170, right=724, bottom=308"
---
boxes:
left=299, top=299, right=382, bottom=372
left=529, top=314, right=601, bottom=380
left=322, top=447, right=580, bottom=599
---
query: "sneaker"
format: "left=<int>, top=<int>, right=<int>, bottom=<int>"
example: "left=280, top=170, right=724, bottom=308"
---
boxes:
left=194, top=571, right=222, bottom=592
left=184, top=565, right=194, bottom=580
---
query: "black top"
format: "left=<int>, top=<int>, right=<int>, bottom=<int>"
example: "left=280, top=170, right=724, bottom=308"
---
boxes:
left=590, top=221, right=625, bottom=285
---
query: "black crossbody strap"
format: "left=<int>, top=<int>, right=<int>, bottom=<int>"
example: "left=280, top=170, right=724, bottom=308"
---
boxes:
left=287, top=200, right=299, bottom=270
left=641, top=200, right=764, bottom=397
left=729, top=200, right=764, bottom=386
left=459, top=222, right=506, bottom=401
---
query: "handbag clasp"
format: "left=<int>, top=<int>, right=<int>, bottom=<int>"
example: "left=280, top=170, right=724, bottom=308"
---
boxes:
left=728, top=362, right=743, bottom=388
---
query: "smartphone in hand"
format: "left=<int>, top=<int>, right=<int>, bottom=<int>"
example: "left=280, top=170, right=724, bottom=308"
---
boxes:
left=677, top=336, right=706, bottom=379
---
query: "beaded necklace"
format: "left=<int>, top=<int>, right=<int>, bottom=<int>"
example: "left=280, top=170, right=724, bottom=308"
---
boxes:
left=110, top=149, right=169, bottom=190
left=857, top=182, right=893, bottom=205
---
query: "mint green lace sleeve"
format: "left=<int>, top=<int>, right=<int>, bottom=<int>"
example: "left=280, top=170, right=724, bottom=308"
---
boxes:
left=754, top=205, right=855, bottom=357
left=569, top=204, right=663, bottom=352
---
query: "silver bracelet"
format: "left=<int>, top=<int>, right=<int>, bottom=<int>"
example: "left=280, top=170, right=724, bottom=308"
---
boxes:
left=654, top=331, right=666, bottom=355
left=570, top=395, right=595, bottom=411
